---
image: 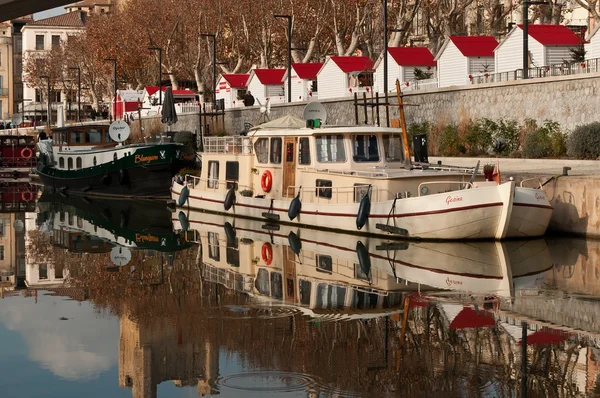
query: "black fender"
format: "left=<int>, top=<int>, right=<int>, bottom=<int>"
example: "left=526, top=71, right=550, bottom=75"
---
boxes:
left=288, top=192, right=302, bottom=221
left=288, top=231, right=302, bottom=255
left=224, top=221, right=237, bottom=247
left=356, top=193, right=371, bottom=230
left=356, top=241, right=371, bottom=276
left=224, top=188, right=236, bottom=211
left=118, top=169, right=128, bottom=185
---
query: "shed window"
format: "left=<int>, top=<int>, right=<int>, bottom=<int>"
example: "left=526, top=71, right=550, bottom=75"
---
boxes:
left=67, top=157, right=73, bottom=170
left=316, top=179, right=332, bottom=199
left=86, top=129, right=102, bottom=143
left=59, top=157, right=64, bottom=168
left=254, top=138, right=269, bottom=163
left=310, top=79, right=317, bottom=93
left=225, top=161, right=239, bottom=190
left=207, top=161, right=219, bottom=189
left=316, top=135, right=346, bottom=163
left=352, top=134, right=379, bottom=162
left=270, top=137, right=282, bottom=164
left=299, top=137, right=310, bottom=165
left=383, top=134, right=404, bottom=162
left=76, top=157, right=82, bottom=169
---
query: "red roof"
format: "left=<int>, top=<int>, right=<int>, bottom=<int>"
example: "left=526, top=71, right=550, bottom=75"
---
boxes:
left=449, top=36, right=498, bottom=57
left=518, top=327, right=568, bottom=346
left=449, top=307, right=496, bottom=329
left=221, top=74, right=250, bottom=88
left=252, top=69, right=285, bottom=85
left=291, top=63, right=323, bottom=79
left=388, top=47, right=436, bottom=66
left=517, top=24, right=583, bottom=46
left=330, top=56, right=374, bottom=73
left=145, top=86, right=197, bottom=96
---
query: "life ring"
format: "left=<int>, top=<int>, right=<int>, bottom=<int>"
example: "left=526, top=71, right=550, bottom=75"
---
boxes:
left=261, top=170, right=272, bottom=193
left=21, top=190, right=34, bottom=202
left=21, top=147, right=33, bottom=159
left=261, top=242, right=273, bottom=265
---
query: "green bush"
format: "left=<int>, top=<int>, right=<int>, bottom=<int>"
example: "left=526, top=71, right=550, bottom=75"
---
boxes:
left=173, top=131, right=197, bottom=150
left=437, top=124, right=465, bottom=156
left=567, top=122, right=600, bottom=159
left=522, top=120, right=566, bottom=158
left=463, top=119, right=492, bottom=155
left=493, top=119, right=520, bottom=155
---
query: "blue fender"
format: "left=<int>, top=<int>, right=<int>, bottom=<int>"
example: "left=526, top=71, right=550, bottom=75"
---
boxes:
left=178, top=210, right=189, bottom=232
left=177, top=185, right=189, bottom=207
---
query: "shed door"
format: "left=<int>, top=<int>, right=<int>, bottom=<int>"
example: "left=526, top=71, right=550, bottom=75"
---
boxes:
left=282, top=137, right=297, bottom=197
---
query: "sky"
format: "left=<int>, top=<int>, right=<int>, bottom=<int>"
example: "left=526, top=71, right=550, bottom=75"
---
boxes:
left=34, top=4, right=72, bottom=20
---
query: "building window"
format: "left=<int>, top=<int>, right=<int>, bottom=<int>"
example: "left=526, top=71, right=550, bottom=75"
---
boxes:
left=225, top=161, right=239, bottom=190
left=0, top=75, right=3, bottom=89
left=51, top=35, right=61, bottom=49
left=67, top=157, right=73, bottom=170
left=59, top=157, right=64, bottom=168
left=35, top=89, right=42, bottom=103
left=0, top=100, right=2, bottom=120
left=310, top=79, right=317, bottom=92
left=55, top=264, right=64, bottom=279
left=316, top=179, right=332, bottom=199
left=35, top=35, right=44, bottom=50
left=299, top=137, right=311, bottom=165
left=316, top=135, right=346, bottom=163
left=39, top=263, right=48, bottom=279
left=0, top=220, right=4, bottom=237
left=270, top=137, right=282, bottom=164
left=254, top=138, right=269, bottom=163
left=76, top=157, right=82, bottom=169
left=352, top=134, right=380, bottom=162
left=207, top=161, right=219, bottom=189
left=0, top=245, right=3, bottom=260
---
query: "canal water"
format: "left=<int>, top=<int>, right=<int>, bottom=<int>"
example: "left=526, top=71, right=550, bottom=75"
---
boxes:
left=1, top=185, right=600, bottom=397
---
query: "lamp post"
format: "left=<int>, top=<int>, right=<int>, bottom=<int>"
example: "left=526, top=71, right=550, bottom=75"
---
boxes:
left=383, top=0, right=389, bottom=96
left=522, top=1, right=549, bottom=79
left=40, top=75, right=51, bottom=126
left=104, top=58, right=117, bottom=121
left=274, top=15, right=292, bottom=103
left=200, top=34, right=217, bottom=107
left=69, top=66, right=81, bottom=122
left=148, top=47, right=162, bottom=106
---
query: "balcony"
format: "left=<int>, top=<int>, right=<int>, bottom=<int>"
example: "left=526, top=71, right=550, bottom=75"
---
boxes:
left=0, top=37, right=11, bottom=45
left=0, top=88, right=8, bottom=96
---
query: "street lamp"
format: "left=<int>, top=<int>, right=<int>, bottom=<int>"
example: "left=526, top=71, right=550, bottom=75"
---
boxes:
left=69, top=66, right=81, bottom=122
left=200, top=34, right=217, bottom=107
left=104, top=58, right=117, bottom=121
left=522, top=1, right=549, bottom=79
left=40, top=75, right=51, bottom=126
left=274, top=15, right=292, bottom=103
left=148, top=47, right=162, bottom=106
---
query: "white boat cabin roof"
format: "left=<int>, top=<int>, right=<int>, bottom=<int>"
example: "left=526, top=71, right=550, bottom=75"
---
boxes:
left=248, top=125, right=403, bottom=137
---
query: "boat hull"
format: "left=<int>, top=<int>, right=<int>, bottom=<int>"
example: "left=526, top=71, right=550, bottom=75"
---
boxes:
left=507, top=187, right=553, bottom=238
left=172, top=180, right=515, bottom=240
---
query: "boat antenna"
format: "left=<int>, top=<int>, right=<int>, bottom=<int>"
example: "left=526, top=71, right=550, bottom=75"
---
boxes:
left=395, top=79, right=412, bottom=168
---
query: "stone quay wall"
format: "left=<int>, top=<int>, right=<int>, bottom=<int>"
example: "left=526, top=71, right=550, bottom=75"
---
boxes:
left=223, top=72, right=600, bottom=134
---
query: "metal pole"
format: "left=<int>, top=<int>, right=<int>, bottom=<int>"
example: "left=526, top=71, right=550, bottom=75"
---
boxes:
left=113, top=59, right=117, bottom=121
left=523, top=1, right=529, bottom=79
left=383, top=0, right=388, bottom=95
left=159, top=49, right=162, bottom=106
left=212, top=36, right=217, bottom=107
left=287, top=18, right=292, bottom=103
left=77, top=67, right=81, bottom=122
left=47, top=78, right=51, bottom=127
left=521, top=321, right=528, bottom=397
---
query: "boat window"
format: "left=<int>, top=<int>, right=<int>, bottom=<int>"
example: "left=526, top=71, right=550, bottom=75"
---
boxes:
left=67, top=157, right=73, bottom=170
left=271, top=272, right=283, bottom=299
left=316, top=284, right=346, bottom=309
left=270, top=137, right=282, bottom=164
left=383, top=134, right=404, bottom=162
left=299, top=137, right=311, bottom=165
left=226, top=238, right=239, bottom=267
left=316, top=179, right=332, bottom=199
left=354, top=263, right=370, bottom=281
left=352, top=134, right=380, bottom=162
left=315, top=134, right=346, bottom=163
left=254, top=138, right=269, bottom=163
left=70, top=130, right=84, bottom=144
left=208, top=232, right=220, bottom=261
left=225, top=161, right=239, bottom=190
left=55, top=133, right=67, bottom=145
left=351, top=290, right=379, bottom=310
left=59, top=157, right=64, bottom=168
left=256, top=269, right=270, bottom=295
left=299, top=280, right=311, bottom=305
left=316, top=255, right=333, bottom=273
left=86, top=128, right=102, bottom=143
left=76, top=157, right=82, bottom=169
left=207, top=161, right=219, bottom=189
left=354, top=184, right=371, bottom=203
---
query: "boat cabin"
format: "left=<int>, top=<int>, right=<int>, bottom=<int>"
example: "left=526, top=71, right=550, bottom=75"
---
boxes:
left=49, top=124, right=117, bottom=170
left=0, top=135, right=36, bottom=168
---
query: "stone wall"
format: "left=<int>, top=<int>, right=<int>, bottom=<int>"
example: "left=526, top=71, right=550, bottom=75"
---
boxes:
left=223, top=72, right=600, bottom=134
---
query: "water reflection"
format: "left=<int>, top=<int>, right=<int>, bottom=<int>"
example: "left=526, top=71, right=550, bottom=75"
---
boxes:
left=3, top=192, right=600, bottom=396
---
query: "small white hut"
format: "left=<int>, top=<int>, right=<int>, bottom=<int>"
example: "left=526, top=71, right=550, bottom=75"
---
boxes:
left=246, top=69, right=286, bottom=106
left=495, top=24, right=584, bottom=73
left=586, top=25, right=600, bottom=59
left=284, top=63, right=323, bottom=102
left=316, top=56, right=374, bottom=100
left=215, top=74, right=250, bottom=109
left=375, top=47, right=437, bottom=93
left=435, top=36, right=498, bottom=88
left=141, top=86, right=199, bottom=115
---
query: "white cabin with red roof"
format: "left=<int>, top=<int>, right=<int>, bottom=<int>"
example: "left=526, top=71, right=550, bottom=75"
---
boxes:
left=284, top=63, right=323, bottom=102
left=585, top=25, right=600, bottom=59
left=374, top=47, right=437, bottom=93
left=435, top=36, right=498, bottom=88
left=495, top=25, right=584, bottom=74
left=246, top=69, right=286, bottom=106
left=317, top=56, right=375, bottom=100
left=142, top=86, right=199, bottom=115
left=215, top=74, right=250, bottom=109
left=113, top=90, right=144, bottom=119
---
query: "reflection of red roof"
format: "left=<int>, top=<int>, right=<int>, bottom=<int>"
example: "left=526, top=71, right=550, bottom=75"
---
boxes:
left=252, top=69, right=285, bottom=85
left=292, top=63, right=323, bottom=79
left=221, top=74, right=250, bottom=88
left=449, top=36, right=498, bottom=57
left=330, top=56, right=374, bottom=73
left=388, top=47, right=436, bottom=66
left=408, top=293, right=430, bottom=309
left=449, top=307, right=495, bottom=329
left=517, top=24, right=584, bottom=46
left=145, top=86, right=197, bottom=96
left=518, top=327, right=568, bottom=346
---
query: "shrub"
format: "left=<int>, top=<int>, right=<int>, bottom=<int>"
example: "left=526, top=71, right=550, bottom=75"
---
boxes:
left=492, top=119, right=520, bottom=155
left=178, top=168, right=200, bottom=176
left=437, top=124, right=465, bottom=156
left=568, top=122, right=600, bottom=159
left=462, top=119, right=492, bottom=155
left=522, top=120, right=566, bottom=158
left=173, top=131, right=197, bottom=150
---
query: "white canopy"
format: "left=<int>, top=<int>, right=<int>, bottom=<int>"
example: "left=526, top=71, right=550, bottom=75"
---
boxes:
left=251, top=115, right=306, bottom=130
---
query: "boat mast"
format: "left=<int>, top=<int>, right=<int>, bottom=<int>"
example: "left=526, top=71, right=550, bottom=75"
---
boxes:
left=395, top=79, right=411, bottom=166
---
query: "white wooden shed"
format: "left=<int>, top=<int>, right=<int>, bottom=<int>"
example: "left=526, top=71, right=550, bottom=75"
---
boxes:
left=246, top=69, right=286, bottom=106
left=316, top=56, right=374, bottom=100
left=374, top=47, right=437, bottom=93
left=435, top=36, right=498, bottom=88
left=284, top=63, right=323, bottom=102
left=495, top=24, right=584, bottom=73
left=585, top=24, right=600, bottom=60
left=215, top=74, right=250, bottom=109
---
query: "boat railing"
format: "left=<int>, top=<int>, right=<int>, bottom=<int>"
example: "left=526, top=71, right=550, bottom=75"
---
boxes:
left=286, top=184, right=397, bottom=204
left=184, top=174, right=252, bottom=192
left=519, top=177, right=543, bottom=189
left=412, top=162, right=476, bottom=173
left=305, top=167, right=390, bottom=178
left=203, top=136, right=253, bottom=154
left=417, top=181, right=472, bottom=196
